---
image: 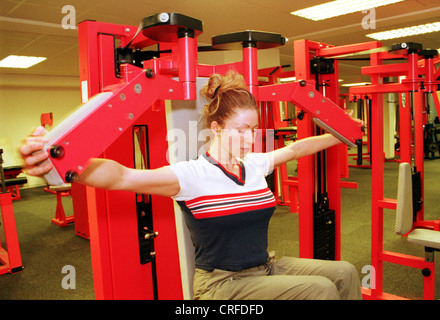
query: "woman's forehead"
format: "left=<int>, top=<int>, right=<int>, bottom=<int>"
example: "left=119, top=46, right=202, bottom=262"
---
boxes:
left=227, top=108, right=259, bottom=126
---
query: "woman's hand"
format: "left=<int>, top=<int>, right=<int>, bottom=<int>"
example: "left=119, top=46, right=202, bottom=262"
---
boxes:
left=347, top=109, right=365, bottom=128
left=19, top=126, right=53, bottom=176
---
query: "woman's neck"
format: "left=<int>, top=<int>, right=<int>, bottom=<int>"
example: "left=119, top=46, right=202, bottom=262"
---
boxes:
left=207, top=136, right=239, bottom=169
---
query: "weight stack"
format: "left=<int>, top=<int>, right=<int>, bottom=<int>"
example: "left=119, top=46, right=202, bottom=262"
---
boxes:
left=313, top=203, right=336, bottom=260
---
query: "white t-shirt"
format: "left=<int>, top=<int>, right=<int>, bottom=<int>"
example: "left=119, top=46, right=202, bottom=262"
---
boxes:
left=170, top=152, right=276, bottom=271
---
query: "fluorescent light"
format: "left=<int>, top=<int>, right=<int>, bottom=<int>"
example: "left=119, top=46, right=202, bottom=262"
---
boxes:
left=0, top=55, right=47, bottom=68
left=341, top=82, right=371, bottom=87
left=366, top=22, right=440, bottom=40
left=290, top=0, right=405, bottom=21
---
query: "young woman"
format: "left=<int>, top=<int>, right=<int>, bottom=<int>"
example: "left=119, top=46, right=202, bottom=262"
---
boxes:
left=20, top=72, right=362, bottom=300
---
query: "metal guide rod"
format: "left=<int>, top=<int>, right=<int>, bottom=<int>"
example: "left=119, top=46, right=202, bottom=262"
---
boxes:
left=0, top=150, right=6, bottom=193
left=357, top=99, right=363, bottom=166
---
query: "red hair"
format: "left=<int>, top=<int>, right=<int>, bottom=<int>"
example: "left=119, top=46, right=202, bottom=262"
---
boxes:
left=200, top=71, right=257, bottom=128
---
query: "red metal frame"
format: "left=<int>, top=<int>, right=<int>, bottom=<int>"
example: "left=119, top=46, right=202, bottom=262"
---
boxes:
left=287, top=40, right=372, bottom=259
left=3, top=167, right=25, bottom=200
left=76, top=20, right=184, bottom=300
left=347, top=44, right=440, bottom=300
left=50, top=187, right=73, bottom=227
left=287, top=40, right=440, bottom=299
left=0, top=192, right=23, bottom=275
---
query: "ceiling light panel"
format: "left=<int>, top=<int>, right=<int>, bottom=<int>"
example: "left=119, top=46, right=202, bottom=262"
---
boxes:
left=366, top=22, right=440, bottom=40
left=290, top=0, right=405, bottom=21
left=0, top=55, right=47, bottom=68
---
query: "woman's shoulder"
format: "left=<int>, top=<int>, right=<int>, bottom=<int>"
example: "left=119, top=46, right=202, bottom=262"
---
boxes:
left=169, top=154, right=209, bottom=175
left=243, top=152, right=271, bottom=166
left=243, top=152, right=272, bottom=176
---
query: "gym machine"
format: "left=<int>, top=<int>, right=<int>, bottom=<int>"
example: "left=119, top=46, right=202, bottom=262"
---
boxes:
left=273, top=40, right=384, bottom=260
left=346, top=42, right=440, bottom=299
left=37, top=13, right=363, bottom=299
left=0, top=149, right=24, bottom=276
left=266, top=40, right=440, bottom=299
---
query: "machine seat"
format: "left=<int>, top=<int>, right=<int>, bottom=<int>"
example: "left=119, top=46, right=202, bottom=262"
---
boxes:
left=141, top=12, right=203, bottom=42
left=212, top=30, right=286, bottom=50
left=408, top=229, right=440, bottom=250
left=396, top=162, right=440, bottom=250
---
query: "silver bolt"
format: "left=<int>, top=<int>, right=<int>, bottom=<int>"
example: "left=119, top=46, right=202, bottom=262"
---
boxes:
left=159, top=13, right=169, bottom=22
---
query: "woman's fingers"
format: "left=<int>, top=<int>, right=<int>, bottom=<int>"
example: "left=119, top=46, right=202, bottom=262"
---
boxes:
left=31, top=126, right=48, bottom=137
left=25, top=160, right=53, bottom=176
left=19, top=126, right=52, bottom=176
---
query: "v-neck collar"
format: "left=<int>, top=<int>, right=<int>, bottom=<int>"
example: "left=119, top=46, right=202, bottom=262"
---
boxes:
left=203, top=152, right=245, bottom=186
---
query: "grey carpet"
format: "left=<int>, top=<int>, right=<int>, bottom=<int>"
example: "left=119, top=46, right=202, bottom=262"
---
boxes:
left=0, top=159, right=439, bottom=299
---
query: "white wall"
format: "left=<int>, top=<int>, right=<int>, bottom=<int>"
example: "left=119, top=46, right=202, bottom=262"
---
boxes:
left=0, top=75, right=80, bottom=188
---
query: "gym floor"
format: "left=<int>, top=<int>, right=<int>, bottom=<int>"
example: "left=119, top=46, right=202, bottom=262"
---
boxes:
left=0, top=157, right=439, bottom=300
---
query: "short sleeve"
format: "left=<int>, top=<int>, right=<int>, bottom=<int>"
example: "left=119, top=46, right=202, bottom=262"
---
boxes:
left=168, top=160, right=198, bottom=200
left=243, top=152, right=271, bottom=177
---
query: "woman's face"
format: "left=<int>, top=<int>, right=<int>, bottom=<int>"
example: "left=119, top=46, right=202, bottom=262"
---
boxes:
left=217, top=108, right=259, bottom=159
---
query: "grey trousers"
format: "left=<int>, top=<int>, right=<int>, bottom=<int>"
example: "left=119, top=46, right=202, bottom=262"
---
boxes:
left=193, top=255, right=362, bottom=300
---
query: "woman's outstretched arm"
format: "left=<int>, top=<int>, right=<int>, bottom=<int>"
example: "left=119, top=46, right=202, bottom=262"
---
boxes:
left=268, top=133, right=342, bottom=170
left=19, top=126, right=180, bottom=197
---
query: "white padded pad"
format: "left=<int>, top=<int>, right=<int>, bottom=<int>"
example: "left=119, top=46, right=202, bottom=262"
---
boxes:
left=408, top=229, right=440, bottom=250
left=395, top=163, right=413, bottom=235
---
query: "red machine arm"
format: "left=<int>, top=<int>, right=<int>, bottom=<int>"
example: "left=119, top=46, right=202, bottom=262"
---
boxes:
left=259, top=80, right=364, bottom=147
left=39, top=64, right=187, bottom=186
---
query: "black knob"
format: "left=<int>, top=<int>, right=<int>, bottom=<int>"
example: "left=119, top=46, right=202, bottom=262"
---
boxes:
left=65, top=170, right=79, bottom=183
left=422, top=268, right=431, bottom=277
left=299, top=80, right=307, bottom=87
left=297, top=110, right=305, bottom=120
left=145, top=68, right=155, bottom=78
left=50, top=145, right=65, bottom=159
left=355, top=139, right=363, bottom=146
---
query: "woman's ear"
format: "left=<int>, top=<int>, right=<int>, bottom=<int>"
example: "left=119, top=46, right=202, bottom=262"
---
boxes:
left=210, top=121, right=221, bottom=135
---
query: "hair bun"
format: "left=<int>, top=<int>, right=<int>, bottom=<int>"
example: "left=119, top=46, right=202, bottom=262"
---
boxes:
left=200, top=74, right=222, bottom=100
left=200, top=71, right=247, bottom=100
left=200, top=71, right=256, bottom=128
